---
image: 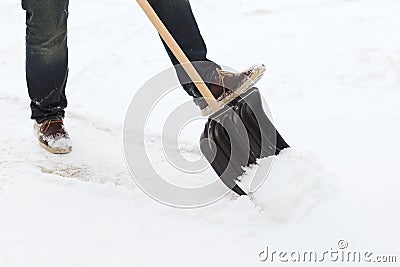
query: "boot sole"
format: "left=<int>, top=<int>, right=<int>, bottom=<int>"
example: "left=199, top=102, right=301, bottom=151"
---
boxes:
left=39, top=141, right=72, bottom=154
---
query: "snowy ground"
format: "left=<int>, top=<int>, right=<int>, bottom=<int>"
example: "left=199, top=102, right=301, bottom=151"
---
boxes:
left=1, top=0, right=400, bottom=266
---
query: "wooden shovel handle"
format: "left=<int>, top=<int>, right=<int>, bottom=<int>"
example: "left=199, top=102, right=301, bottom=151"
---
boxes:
left=136, top=0, right=221, bottom=113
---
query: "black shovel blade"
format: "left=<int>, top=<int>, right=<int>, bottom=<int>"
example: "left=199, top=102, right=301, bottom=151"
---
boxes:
left=200, top=87, right=290, bottom=196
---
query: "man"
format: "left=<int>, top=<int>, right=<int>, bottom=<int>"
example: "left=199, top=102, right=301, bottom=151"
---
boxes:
left=22, top=0, right=265, bottom=154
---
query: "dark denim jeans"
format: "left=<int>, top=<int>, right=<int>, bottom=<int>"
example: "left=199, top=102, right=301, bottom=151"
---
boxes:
left=22, top=0, right=219, bottom=123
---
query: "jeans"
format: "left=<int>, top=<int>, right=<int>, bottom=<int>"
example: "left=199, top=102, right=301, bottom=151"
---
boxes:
left=22, top=0, right=219, bottom=123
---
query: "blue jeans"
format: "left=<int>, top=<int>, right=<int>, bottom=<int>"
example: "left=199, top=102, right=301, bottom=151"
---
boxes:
left=22, top=0, right=219, bottom=123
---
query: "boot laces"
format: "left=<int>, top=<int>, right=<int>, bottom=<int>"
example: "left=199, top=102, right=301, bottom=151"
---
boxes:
left=40, top=119, right=63, bottom=133
left=216, top=68, right=246, bottom=97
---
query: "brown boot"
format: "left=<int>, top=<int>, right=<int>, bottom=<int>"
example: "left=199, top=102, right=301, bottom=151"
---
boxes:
left=197, top=64, right=266, bottom=115
left=35, top=119, right=72, bottom=154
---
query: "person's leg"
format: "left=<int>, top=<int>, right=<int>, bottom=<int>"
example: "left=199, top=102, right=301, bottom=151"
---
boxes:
left=22, top=0, right=69, bottom=123
left=148, top=0, right=220, bottom=98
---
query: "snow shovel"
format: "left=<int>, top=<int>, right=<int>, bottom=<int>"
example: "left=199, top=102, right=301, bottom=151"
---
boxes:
left=137, top=0, right=289, bottom=195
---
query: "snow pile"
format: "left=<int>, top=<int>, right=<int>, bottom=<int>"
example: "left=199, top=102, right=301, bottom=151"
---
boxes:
left=240, top=149, right=338, bottom=222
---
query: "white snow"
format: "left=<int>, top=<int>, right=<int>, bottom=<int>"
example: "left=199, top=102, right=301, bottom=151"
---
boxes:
left=1, top=0, right=399, bottom=266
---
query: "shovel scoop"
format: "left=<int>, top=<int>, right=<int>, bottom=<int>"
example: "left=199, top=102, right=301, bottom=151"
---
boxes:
left=200, top=87, right=289, bottom=195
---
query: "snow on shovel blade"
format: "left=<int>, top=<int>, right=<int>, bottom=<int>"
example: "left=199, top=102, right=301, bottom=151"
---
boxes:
left=200, top=87, right=290, bottom=196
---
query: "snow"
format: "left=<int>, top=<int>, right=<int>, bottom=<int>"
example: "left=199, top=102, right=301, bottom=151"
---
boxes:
left=1, top=0, right=400, bottom=266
